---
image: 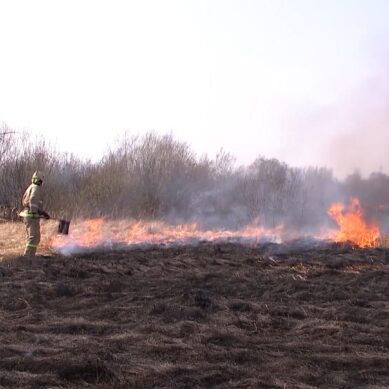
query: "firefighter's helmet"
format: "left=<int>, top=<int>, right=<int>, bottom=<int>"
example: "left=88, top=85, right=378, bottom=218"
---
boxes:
left=32, top=171, right=44, bottom=185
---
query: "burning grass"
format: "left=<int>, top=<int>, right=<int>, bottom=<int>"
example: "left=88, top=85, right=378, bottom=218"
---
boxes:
left=0, top=196, right=384, bottom=260
left=51, top=218, right=285, bottom=255
left=328, top=197, right=381, bottom=247
left=0, top=234, right=388, bottom=387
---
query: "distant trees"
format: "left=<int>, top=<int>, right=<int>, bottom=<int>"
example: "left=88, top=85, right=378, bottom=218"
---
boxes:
left=1, top=128, right=388, bottom=233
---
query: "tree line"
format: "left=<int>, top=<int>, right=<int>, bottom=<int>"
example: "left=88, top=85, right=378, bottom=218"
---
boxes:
left=1, top=127, right=388, bottom=233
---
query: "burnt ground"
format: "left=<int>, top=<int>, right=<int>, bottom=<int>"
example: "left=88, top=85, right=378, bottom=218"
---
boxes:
left=0, top=242, right=388, bottom=388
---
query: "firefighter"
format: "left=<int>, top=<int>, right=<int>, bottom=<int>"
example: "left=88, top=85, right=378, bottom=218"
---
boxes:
left=19, top=171, right=50, bottom=256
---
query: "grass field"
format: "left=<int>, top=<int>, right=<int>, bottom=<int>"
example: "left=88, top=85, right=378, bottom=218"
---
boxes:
left=0, top=221, right=388, bottom=388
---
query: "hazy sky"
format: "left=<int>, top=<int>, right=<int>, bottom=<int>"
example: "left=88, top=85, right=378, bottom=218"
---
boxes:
left=1, top=0, right=388, bottom=177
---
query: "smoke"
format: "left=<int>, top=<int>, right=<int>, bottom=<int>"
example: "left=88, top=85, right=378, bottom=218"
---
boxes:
left=278, top=50, right=389, bottom=181
left=256, top=49, right=389, bottom=237
left=323, top=75, right=389, bottom=178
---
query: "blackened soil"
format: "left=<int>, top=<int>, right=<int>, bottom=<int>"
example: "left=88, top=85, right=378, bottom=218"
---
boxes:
left=0, top=243, right=388, bottom=388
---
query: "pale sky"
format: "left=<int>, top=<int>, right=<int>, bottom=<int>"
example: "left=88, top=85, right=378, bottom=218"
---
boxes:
left=1, top=0, right=388, bottom=177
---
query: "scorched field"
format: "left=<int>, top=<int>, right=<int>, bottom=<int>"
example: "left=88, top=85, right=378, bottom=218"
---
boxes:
left=0, top=221, right=388, bottom=388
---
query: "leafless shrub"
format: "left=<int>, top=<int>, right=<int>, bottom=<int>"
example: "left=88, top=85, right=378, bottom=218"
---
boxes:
left=1, top=127, right=389, bottom=233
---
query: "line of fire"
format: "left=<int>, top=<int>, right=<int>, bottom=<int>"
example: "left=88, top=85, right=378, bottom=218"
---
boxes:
left=49, top=196, right=383, bottom=255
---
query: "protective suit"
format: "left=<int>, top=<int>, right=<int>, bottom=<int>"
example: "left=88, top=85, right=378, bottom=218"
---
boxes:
left=19, top=171, right=50, bottom=256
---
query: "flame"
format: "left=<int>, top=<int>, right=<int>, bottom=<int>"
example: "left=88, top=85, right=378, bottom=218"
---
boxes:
left=327, top=197, right=380, bottom=247
left=51, top=219, right=284, bottom=254
left=49, top=197, right=381, bottom=254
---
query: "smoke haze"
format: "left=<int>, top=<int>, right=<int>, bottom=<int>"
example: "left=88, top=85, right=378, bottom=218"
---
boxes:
left=322, top=73, right=389, bottom=178
left=291, top=63, right=389, bottom=179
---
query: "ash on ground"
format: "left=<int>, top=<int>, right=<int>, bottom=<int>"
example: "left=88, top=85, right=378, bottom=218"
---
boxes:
left=0, top=243, right=388, bottom=388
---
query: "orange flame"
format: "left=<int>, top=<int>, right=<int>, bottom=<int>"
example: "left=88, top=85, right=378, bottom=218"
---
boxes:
left=327, top=197, right=380, bottom=247
left=51, top=219, right=284, bottom=254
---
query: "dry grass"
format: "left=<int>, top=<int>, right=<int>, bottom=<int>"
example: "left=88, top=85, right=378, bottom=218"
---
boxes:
left=0, top=220, right=59, bottom=259
left=0, top=233, right=388, bottom=388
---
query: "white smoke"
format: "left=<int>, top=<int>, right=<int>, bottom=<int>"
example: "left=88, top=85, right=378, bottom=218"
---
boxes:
left=323, top=75, right=389, bottom=178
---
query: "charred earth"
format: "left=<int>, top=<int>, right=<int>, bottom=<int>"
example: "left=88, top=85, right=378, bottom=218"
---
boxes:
left=0, top=242, right=388, bottom=388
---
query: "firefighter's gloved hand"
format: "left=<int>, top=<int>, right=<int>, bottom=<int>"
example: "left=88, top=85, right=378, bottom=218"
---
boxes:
left=40, top=211, right=50, bottom=220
